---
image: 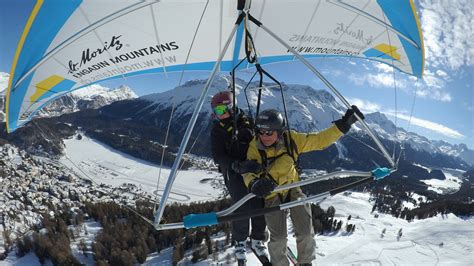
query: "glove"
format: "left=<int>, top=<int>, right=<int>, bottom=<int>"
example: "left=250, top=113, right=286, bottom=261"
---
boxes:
left=249, top=178, right=276, bottom=198
left=232, top=160, right=262, bottom=174
left=237, top=127, right=254, bottom=143
left=334, top=105, right=365, bottom=134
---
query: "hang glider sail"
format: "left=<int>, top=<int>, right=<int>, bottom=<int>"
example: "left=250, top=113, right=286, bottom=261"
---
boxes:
left=6, top=0, right=423, bottom=133
left=6, top=0, right=424, bottom=230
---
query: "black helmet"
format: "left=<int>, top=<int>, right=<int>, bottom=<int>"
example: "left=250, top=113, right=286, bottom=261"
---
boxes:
left=255, top=109, right=286, bottom=134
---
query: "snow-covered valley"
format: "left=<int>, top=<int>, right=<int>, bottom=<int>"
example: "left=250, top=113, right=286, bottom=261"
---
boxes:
left=2, top=132, right=472, bottom=265
left=164, top=192, right=474, bottom=265
left=53, top=136, right=474, bottom=265
left=314, top=192, right=473, bottom=265
left=59, top=134, right=222, bottom=203
left=1, top=76, right=472, bottom=265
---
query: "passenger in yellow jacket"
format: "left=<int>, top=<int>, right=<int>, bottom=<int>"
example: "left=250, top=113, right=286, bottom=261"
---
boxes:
left=243, top=107, right=364, bottom=266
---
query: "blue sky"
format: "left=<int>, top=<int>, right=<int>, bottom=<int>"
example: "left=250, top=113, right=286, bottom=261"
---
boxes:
left=0, top=0, right=472, bottom=149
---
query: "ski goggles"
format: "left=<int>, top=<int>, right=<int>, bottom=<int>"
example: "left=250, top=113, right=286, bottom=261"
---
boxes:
left=213, top=104, right=230, bottom=115
left=257, top=129, right=275, bottom=136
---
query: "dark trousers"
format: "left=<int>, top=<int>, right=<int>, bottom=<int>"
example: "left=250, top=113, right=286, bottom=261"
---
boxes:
left=224, top=171, right=266, bottom=242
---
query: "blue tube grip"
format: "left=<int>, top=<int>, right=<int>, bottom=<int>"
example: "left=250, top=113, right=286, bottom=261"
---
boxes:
left=183, top=212, right=219, bottom=228
left=372, top=167, right=391, bottom=180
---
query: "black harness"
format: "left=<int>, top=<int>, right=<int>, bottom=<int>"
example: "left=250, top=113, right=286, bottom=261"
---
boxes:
left=257, top=132, right=302, bottom=203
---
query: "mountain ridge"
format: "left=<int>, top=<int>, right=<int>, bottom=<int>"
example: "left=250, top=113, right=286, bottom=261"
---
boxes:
left=0, top=72, right=137, bottom=123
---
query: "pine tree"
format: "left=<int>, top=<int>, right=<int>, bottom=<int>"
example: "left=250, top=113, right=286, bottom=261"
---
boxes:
left=205, top=235, right=212, bottom=255
left=79, top=239, right=88, bottom=257
left=327, top=206, right=336, bottom=218
left=336, top=220, right=342, bottom=231
left=172, top=240, right=184, bottom=266
left=345, top=224, right=353, bottom=233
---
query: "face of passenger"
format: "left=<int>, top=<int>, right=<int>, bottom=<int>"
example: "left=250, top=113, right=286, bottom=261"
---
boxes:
left=217, top=112, right=230, bottom=120
left=258, top=129, right=279, bottom=147
left=213, top=104, right=231, bottom=120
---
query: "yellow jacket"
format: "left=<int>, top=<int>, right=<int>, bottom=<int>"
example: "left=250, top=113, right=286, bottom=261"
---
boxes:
left=244, top=125, right=343, bottom=199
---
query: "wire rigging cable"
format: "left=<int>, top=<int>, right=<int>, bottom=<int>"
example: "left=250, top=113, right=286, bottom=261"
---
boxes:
left=153, top=0, right=210, bottom=213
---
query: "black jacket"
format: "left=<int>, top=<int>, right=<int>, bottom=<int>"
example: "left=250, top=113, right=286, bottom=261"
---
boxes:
left=210, top=110, right=254, bottom=177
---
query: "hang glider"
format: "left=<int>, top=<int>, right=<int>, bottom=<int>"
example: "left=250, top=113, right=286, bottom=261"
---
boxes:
left=6, top=0, right=423, bottom=133
left=6, top=0, right=424, bottom=230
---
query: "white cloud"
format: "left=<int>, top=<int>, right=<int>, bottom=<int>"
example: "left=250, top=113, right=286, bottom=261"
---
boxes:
left=435, top=69, right=448, bottom=78
left=385, top=111, right=464, bottom=139
left=370, top=73, right=395, bottom=87
left=349, top=67, right=452, bottom=102
left=347, top=98, right=381, bottom=113
left=0, top=72, right=9, bottom=94
left=421, top=69, right=445, bottom=89
left=347, top=93, right=464, bottom=139
left=348, top=96, right=464, bottom=139
left=415, top=88, right=452, bottom=102
left=373, top=62, right=393, bottom=73
left=348, top=72, right=407, bottom=90
left=331, top=2, right=470, bottom=104
left=420, top=0, right=473, bottom=70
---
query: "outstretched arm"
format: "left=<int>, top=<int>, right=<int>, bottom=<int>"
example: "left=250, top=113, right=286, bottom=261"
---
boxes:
left=294, top=105, right=364, bottom=153
left=292, top=125, right=344, bottom=153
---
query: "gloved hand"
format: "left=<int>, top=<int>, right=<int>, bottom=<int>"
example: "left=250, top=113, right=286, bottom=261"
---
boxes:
left=232, top=160, right=262, bottom=174
left=237, top=127, right=254, bottom=143
left=334, top=105, right=365, bottom=134
left=249, top=178, right=276, bottom=198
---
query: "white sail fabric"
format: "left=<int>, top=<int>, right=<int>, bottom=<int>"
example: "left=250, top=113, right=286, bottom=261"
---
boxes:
left=6, top=0, right=424, bottom=132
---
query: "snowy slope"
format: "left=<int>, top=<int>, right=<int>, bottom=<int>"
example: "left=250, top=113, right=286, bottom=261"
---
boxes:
left=69, top=221, right=102, bottom=265
left=60, top=134, right=222, bottom=202
left=4, top=193, right=471, bottom=265
left=139, top=192, right=474, bottom=265
left=39, top=84, right=137, bottom=117
left=313, top=192, right=474, bottom=265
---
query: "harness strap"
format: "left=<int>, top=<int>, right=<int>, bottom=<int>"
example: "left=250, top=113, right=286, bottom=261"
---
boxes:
left=257, top=132, right=302, bottom=182
left=219, top=121, right=233, bottom=132
left=282, top=132, right=302, bottom=174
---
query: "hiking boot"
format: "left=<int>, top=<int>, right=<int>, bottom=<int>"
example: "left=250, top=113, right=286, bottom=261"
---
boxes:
left=250, top=239, right=269, bottom=258
left=234, top=241, right=247, bottom=261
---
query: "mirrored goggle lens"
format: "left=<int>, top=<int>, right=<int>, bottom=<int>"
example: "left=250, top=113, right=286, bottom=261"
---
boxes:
left=258, top=129, right=274, bottom=136
left=213, top=105, right=229, bottom=115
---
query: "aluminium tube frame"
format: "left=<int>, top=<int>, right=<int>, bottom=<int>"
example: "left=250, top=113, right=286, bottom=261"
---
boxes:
left=155, top=170, right=373, bottom=231
left=217, top=170, right=371, bottom=217
left=252, top=20, right=395, bottom=169
left=153, top=15, right=244, bottom=229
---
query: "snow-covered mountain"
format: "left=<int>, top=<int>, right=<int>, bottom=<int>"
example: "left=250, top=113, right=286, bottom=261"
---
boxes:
left=38, top=84, right=137, bottom=117
left=0, top=71, right=137, bottom=122
left=138, top=78, right=472, bottom=167
left=0, top=72, right=8, bottom=93
left=11, top=76, right=468, bottom=169
left=433, top=141, right=474, bottom=166
left=141, top=77, right=346, bottom=132
left=0, top=72, right=8, bottom=122
left=362, top=112, right=473, bottom=167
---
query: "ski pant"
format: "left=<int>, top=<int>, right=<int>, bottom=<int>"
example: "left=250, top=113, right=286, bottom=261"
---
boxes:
left=264, top=187, right=316, bottom=266
left=224, top=171, right=266, bottom=242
